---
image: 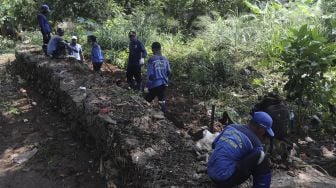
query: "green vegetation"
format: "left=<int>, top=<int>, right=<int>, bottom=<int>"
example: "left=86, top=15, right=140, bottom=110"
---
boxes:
left=280, top=24, right=336, bottom=104
left=0, top=100, right=20, bottom=115
left=1, top=0, right=336, bottom=131
left=0, top=36, right=16, bottom=53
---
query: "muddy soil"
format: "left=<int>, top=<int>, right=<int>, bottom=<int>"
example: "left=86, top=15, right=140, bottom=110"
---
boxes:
left=0, top=54, right=105, bottom=188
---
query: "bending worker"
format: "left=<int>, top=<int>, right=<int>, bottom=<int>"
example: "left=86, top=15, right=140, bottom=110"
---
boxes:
left=208, top=111, right=273, bottom=188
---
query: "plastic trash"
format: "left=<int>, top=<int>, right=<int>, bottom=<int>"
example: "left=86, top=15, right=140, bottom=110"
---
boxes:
left=13, top=148, right=38, bottom=164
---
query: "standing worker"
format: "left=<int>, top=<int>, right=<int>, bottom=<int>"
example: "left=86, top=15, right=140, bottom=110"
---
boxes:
left=88, top=35, right=104, bottom=74
left=127, top=31, right=147, bottom=91
left=208, top=111, right=274, bottom=188
left=37, top=4, right=52, bottom=55
left=68, top=36, right=85, bottom=63
left=144, top=42, right=171, bottom=113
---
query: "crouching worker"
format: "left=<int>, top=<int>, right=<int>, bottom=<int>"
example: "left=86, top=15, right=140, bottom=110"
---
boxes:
left=47, top=28, right=68, bottom=58
left=208, top=111, right=274, bottom=188
left=144, top=42, right=171, bottom=113
left=88, top=35, right=103, bottom=73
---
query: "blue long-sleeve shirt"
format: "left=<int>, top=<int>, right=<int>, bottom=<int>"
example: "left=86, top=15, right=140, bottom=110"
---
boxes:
left=47, top=35, right=63, bottom=56
left=128, top=40, right=147, bottom=66
left=37, top=13, right=51, bottom=34
left=146, top=55, right=171, bottom=89
left=91, top=43, right=103, bottom=63
left=47, top=36, right=79, bottom=56
left=207, top=124, right=264, bottom=181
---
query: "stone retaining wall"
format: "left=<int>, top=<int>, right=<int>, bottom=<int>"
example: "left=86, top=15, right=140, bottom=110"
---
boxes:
left=13, top=45, right=209, bottom=188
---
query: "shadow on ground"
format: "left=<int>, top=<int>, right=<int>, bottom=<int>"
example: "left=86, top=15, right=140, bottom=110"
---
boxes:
left=0, top=54, right=105, bottom=188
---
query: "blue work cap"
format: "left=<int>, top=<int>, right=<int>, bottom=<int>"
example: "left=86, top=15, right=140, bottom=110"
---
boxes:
left=252, top=111, right=274, bottom=137
left=41, top=4, right=50, bottom=12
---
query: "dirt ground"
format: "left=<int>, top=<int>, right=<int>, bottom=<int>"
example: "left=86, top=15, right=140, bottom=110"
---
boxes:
left=1, top=51, right=335, bottom=188
left=99, top=62, right=210, bottom=131
left=0, top=54, right=105, bottom=188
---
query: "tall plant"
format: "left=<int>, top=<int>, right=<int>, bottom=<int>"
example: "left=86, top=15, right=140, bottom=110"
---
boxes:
left=279, top=24, right=336, bottom=105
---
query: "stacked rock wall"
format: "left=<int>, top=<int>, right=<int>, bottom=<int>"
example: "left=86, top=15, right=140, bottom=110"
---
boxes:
left=13, top=46, right=209, bottom=188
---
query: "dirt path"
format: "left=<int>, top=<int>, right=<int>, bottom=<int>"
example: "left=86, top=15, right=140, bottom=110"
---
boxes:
left=0, top=54, right=105, bottom=188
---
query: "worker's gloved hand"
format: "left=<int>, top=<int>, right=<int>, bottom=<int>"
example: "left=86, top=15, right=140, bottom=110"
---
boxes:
left=139, top=58, right=145, bottom=65
left=144, top=87, right=149, bottom=93
left=257, top=151, right=266, bottom=165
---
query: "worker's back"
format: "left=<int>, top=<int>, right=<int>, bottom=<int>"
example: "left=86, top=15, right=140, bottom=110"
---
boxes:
left=264, top=103, right=290, bottom=140
left=252, top=94, right=290, bottom=141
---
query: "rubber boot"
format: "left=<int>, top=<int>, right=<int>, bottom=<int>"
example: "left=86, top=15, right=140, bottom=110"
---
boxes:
left=159, top=101, right=166, bottom=113
left=253, top=173, right=271, bottom=188
left=134, top=82, right=141, bottom=91
left=127, top=81, right=135, bottom=90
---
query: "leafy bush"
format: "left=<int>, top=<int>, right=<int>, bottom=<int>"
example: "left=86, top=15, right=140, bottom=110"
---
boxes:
left=279, top=24, right=336, bottom=106
left=0, top=36, right=15, bottom=52
left=237, top=0, right=325, bottom=66
left=321, top=0, right=336, bottom=14
left=2, top=0, right=335, bottom=106
left=22, top=31, right=42, bottom=45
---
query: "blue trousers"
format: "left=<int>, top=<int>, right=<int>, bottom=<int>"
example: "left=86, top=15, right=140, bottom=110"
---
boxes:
left=213, top=151, right=271, bottom=188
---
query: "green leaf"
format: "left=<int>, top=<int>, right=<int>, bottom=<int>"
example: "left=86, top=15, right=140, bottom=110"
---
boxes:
left=243, top=0, right=262, bottom=15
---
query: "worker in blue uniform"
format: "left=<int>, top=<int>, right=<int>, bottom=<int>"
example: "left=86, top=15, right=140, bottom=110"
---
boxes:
left=208, top=111, right=274, bottom=188
left=144, top=42, right=171, bottom=112
left=127, top=31, right=147, bottom=90
left=37, top=4, right=52, bottom=55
